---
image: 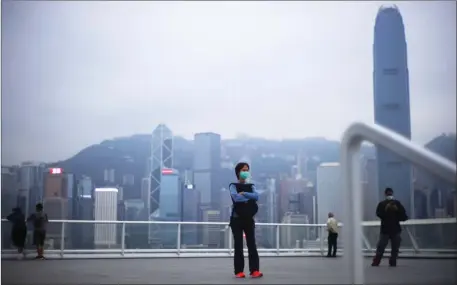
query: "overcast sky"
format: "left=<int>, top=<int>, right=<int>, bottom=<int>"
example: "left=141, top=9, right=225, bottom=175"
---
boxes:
left=2, top=1, right=455, bottom=165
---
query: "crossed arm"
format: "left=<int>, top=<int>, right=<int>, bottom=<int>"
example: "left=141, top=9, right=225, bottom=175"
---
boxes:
left=229, top=184, right=259, bottom=202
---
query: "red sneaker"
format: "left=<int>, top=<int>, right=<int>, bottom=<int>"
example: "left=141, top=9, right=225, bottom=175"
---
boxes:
left=250, top=271, right=263, bottom=278
left=235, top=272, right=246, bottom=278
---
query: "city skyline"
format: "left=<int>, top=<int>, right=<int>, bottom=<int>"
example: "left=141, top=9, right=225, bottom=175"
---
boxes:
left=2, top=1, right=455, bottom=165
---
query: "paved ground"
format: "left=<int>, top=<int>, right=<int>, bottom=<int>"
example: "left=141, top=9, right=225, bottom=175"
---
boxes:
left=2, top=257, right=456, bottom=284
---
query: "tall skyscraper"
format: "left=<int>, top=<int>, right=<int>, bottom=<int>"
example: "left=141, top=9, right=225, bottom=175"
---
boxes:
left=94, top=188, right=118, bottom=248
left=182, top=184, right=200, bottom=246
left=159, top=168, right=182, bottom=220
left=202, top=210, right=221, bottom=248
left=316, top=162, right=343, bottom=224
left=373, top=5, right=413, bottom=216
left=77, top=176, right=93, bottom=197
left=148, top=124, right=173, bottom=242
left=17, top=162, right=46, bottom=217
left=361, top=157, right=378, bottom=221
left=193, top=132, right=221, bottom=209
left=43, top=168, right=70, bottom=249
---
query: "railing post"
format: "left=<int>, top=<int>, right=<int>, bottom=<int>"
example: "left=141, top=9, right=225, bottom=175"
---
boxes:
left=121, top=222, right=126, bottom=257
left=176, top=223, right=181, bottom=256
left=361, top=231, right=372, bottom=252
left=60, top=221, right=65, bottom=259
left=405, top=226, right=420, bottom=254
left=320, top=226, right=325, bottom=256
left=341, top=124, right=365, bottom=285
left=275, top=225, right=280, bottom=255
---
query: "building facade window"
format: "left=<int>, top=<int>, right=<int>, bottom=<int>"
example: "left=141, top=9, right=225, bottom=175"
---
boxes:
left=383, top=103, right=400, bottom=110
left=383, top=68, right=398, bottom=75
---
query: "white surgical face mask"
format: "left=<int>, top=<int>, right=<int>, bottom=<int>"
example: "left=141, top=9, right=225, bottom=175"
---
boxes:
left=386, top=195, right=394, bottom=200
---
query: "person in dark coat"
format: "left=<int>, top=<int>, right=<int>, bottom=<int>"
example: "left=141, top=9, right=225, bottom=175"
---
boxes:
left=7, top=207, right=27, bottom=259
left=228, top=162, right=263, bottom=278
left=372, top=188, right=408, bottom=267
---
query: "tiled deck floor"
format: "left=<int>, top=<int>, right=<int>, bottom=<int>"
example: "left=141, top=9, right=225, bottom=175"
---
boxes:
left=2, top=257, right=456, bottom=284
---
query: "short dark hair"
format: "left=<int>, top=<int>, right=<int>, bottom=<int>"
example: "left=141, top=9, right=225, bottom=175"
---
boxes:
left=234, top=162, right=250, bottom=179
left=385, top=188, right=393, bottom=195
left=36, top=203, right=43, bottom=211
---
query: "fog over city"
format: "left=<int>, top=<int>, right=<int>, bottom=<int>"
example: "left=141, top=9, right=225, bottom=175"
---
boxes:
left=2, top=1, right=455, bottom=165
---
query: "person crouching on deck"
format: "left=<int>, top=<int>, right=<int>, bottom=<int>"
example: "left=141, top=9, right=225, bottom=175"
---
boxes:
left=229, top=162, right=263, bottom=279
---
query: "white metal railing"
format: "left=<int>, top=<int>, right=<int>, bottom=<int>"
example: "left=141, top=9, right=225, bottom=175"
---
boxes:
left=1, top=218, right=455, bottom=259
left=340, top=122, right=457, bottom=285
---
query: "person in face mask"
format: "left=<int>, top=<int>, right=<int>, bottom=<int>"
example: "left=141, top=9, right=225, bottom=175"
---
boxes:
left=372, top=188, right=408, bottom=267
left=228, top=162, right=263, bottom=279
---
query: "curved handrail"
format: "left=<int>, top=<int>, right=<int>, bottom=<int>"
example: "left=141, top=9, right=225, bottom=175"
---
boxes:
left=340, top=122, right=457, bottom=285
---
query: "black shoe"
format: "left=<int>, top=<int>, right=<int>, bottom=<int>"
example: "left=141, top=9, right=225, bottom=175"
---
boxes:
left=389, top=260, right=396, bottom=267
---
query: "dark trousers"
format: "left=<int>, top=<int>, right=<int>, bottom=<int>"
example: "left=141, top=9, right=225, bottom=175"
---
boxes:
left=33, top=230, right=46, bottom=247
left=230, top=217, right=259, bottom=274
left=327, top=232, right=338, bottom=257
left=11, top=227, right=27, bottom=251
left=374, top=233, right=401, bottom=264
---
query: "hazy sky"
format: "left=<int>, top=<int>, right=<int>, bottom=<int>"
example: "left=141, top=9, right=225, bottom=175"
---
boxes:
left=2, top=1, right=456, bottom=165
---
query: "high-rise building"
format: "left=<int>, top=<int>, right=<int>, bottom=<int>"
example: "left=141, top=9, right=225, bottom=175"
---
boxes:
left=266, top=179, right=277, bottom=224
left=73, top=195, right=94, bottom=249
left=373, top=5, right=413, bottom=216
left=152, top=168, right=182, bottom=246
left=42, top=168, right=70, bottom=249
left=94, top=188, right=118, bottom=248
left=66, top=173, right=77, bottom=222
left=103, top=169, right=116, bottom=184
left=77, top=176, right=93, bottom=197
left=1, top=166, right=19, bottom=249
left=202, top=210, right=221, bottom=248
left=193, top=132, right=221, bottom=209
left=17, top=162, right=46, bottom=217
left=316, top=163, right=343, bottom=224
left=159, top=168, right=182, bottom=220
left=182, top=184, right=200, bottom=246
left=361, top=157, right=378, bottom=221
left=124, top=199, right=148, bottom=249
left=141, top=177, right=150, bottom=206
left=43, top=168, right=68, bottom=199
left=280, top=213, right=309, bottom=248
left=1, top=167, right=18, bottom=216
left=122, top=174, right=135, bottom=186
left=148, top=124, right=173, bottom=242
left=219, top=188, right=232, bottom=222
left=278, top=178, right=308, bottom=219
left=43, top=197, right=69, bottom=249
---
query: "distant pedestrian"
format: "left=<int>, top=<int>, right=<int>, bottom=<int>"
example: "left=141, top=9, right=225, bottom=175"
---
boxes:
left=27, top=203, right=48, bottom=260
left=326, top=212, right=338, bottom=257
left=7, top=207, right=27, bottom=259
left=229, top=162, right=263, bottom=278
left=372, top=188, right=408, bottom=267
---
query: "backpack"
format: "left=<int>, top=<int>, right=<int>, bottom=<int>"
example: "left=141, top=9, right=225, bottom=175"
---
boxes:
left=385, top=200, right=408, bottom=222
left=229, top=183, right=258, bottom=218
